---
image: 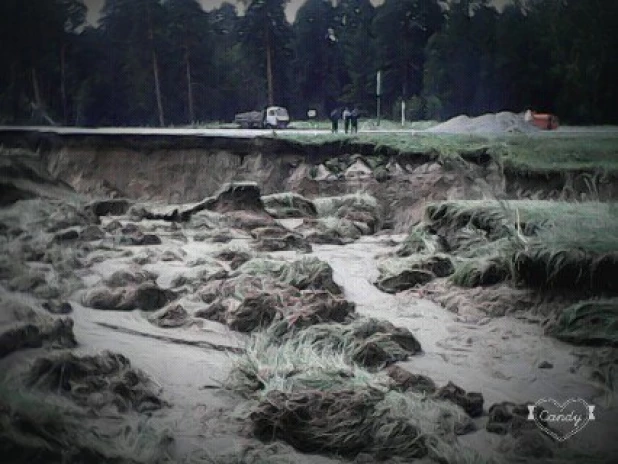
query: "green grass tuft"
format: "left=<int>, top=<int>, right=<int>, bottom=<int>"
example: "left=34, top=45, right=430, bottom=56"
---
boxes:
left=546, top=298, right=618, bottom=346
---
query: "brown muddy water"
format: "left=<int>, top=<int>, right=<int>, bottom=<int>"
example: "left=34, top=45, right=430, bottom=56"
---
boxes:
left=5, top=224, right=612, bottom=462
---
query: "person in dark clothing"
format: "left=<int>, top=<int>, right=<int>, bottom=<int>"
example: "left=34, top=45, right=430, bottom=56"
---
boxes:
left=330, top=108, right=340, bottom=133
left=343, top=107, right=351, bottom=134
left=350, top=107, right=359, bottom=133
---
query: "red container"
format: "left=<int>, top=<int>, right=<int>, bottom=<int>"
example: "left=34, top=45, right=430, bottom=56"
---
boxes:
left=531, top=113, right=559, bottom=130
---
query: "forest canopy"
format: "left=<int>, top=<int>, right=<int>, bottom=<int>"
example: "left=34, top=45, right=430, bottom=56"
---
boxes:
left=0, top=0, right=616, bottom=126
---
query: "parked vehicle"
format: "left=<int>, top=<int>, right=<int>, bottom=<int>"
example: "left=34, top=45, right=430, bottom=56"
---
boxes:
left=234, top=106, right=290, bottom=129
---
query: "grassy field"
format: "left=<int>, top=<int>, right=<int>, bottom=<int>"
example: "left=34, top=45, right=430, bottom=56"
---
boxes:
left=276, top=131, right=618, bottom=175
left=381, top=199, right=618, bottom=352
left=187, top=116, right=618, bottom=175
left=424, top=200, right=618, bottom=290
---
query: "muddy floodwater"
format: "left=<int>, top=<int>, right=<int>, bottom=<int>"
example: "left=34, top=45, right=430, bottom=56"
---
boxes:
left=11, top=226, right=608, bottom=462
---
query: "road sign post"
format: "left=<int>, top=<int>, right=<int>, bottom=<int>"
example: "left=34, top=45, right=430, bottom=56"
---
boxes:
left=376, top=70, right=382, bottom=126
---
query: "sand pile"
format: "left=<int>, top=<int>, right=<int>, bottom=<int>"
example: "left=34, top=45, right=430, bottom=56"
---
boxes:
left=428, top=111, right=539, bottom=134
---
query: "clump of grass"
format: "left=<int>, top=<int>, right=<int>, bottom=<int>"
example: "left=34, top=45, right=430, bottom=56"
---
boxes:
left=313, top=192, right=379, bottom=218
left=545, top=298, right=618, bottom=346
left=397, top=224, right=443, bottom=256
left=313, top=215, right=362, bottom=241
left=261, top=192, right=317, bottom=218
left=227, top=326, right=392, bottom=395
left=233, top=256, right=342, bottom=294
left=379, top=254, right=454, bottom=278
left=375, top=253, right=454, bottom=293
left=230, top=318, right=421, bottom=393
left=0, top=383, right=171, bottom=463
left=416, top=200, right=618, bottom=291
left=511, top=202, right=618, bottom=291
left=228, top=328, right=473, bottom=461
left=277, top=131, right=618, bottom=175
left=450, top=257, right=512, bottom=288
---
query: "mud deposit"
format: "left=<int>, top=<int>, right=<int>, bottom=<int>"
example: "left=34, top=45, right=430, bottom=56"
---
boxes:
left=1, top=137, right=617, bottom=464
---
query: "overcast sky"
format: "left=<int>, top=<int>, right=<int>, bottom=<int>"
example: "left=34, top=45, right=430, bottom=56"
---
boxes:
left=84, top=0, right=509, bottom=26
left=84, top=0, right=319, bottom=25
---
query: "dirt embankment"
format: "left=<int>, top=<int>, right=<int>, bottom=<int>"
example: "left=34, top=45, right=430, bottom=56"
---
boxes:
left=2, top=131, right=617, bottom=233
left=2, top=139, right=617, bottom=462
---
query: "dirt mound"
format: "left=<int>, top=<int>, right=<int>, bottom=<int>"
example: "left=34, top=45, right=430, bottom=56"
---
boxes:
left=283, top=291, right=356, bottom=330
left=104, top=268, right=158, bottom=288
left=251, top=226, right=312, bottom=253
left=377, top=269, right=435, bottom=293
left=375, top=254, right=454, bottom=293
left=197, top=294, right=279, bottom=333
left=195, top=274, right=300, bottom=331
left=0, top=293, right=76, bottom=358
left=293, top=193, right=381, bottom=244
left=248, top=386, right=474, bottom=461
left=227, top=295, right=279, bottom=332
left=234, top=257, right=342, bottom=294
left=82, top=282, right=174, bottom=311
left=421, top=279, right=575, bottom=319
left=148, top=303, right=189, bottom=328
left=117, top=231, right=162, bottom=246
left=251, top=388, right=426, bottom=459
left=486, top=402, right=543, bottom=436
left=206, top=274, right=300, bottom=304
left=230, top=326, right=475, bottom=461
left=385, top=365, right=436, bottom=394
left=434, top=381, right=484, bottom=418
left=170, top=261, right=227, bottom=290
left=300, top=217, right=361, bottom=244
left=210, top=182, right=265, bottom=213
left=180, top=182, right=273, bottom=224
left=26, top=351, right=165, bottom=413
left=262, top=192, right=317, bottom=218
left=428, top=111, right=538, bottom=134
left=87, top=198, right=133, bottom=217
left=194, top=227, right=234, bottom=243
left=80, top=225, right=106, bottom=241
left=0, top=395, right=172, bottom=464
left=225, top=210, right=276, bottom=230
left=214, top=248, right=252, bottom=270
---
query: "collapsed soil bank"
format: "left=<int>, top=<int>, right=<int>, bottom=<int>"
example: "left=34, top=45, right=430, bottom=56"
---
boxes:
left=2, top=130, right=617, bottom=232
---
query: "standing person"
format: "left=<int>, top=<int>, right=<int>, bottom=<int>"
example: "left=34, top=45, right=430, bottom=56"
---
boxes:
left=343, top=107, right=351, bottom=134
left=330, top=108, right=340, bottom=133
left=350, top=107, right=359, bottom=133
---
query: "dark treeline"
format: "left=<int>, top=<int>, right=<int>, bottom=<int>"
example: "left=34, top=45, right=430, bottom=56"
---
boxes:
left=1, top=0, right=616, bottom=126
